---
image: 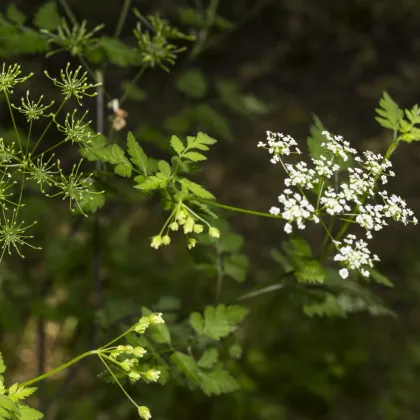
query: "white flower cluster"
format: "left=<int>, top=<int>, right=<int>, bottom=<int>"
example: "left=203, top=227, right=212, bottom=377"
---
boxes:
left=258, top=131, right=301, bottom=164
left=333, top=234, right=379, bottom=279
left=260, top=129, right=418, bottom=279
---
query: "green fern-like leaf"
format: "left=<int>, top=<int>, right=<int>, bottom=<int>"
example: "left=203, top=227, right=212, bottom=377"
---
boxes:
left=0, top=395, right=17, bottom=420
left=179, top=178, right=214, bottom=199
left=199, top=367, right=240, bottom=396
left=17, top=404, right=44, bottom=420
left=8, top=384, right=37, bottom=403
left=134, top=175, right=168, bottom=191
left=198, top=349, right=219, bottom=369
left=375, top=92, right=403, bottom=131
left=127, top=132, right=148, bottom=175
left=170, top=135, right=185, bottom=155
left=191, top=304, right=248, bottom=341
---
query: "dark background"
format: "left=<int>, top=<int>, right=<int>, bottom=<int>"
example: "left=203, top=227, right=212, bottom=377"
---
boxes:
left=1, top=0, right=420, bottom=419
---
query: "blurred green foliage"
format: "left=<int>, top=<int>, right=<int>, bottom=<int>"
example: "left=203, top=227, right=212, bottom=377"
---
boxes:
left=0, top=1, right=420, bottom=420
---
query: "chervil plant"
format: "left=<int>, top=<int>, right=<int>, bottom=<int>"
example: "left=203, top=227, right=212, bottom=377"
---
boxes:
left=258, top=125, right=417, bottom=280
left=0, top=312, right=166, bottom=420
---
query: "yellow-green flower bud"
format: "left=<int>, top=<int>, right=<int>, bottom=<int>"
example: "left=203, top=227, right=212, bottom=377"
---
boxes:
left=121, top=359, right=131, bottom=371
left=176, top=209, right=187, bottom=220
left=209, top=227, right=220, bottom=238
left=183, top=217, right=195, bottom=234
left=162, top=235, right=171, bottom=246
left=150, top=235, right=162, bottom=249
left=129, top=371, right=141, bottom=381
left=134, top=316, right=150, bottom=334
left=148, top=312, right=164, bottom=325
left=144, top=369, right=160, bottom=382
left=133, top=347, right=147, bottom=358
left=187, top=238, right=197, bottom=249
left=138, top=406, right=151, bottom=420
left=193, top=224, right=204, bottom=234
left=169, top=221, right=179, bottom=231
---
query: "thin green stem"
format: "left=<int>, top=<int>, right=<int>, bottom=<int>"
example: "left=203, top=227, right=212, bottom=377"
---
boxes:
left=189, top=0, right=220, bottom=60
left=26, top=120, right=33, bottom=156
left=32, top=100, right=66, bottom=155
left=120, top=65, right=147, bottom=105
left=5, top=93, right=22, bottom=154
left=59, top=0, right=78, bottom=25
left=114, top=0, right=132, bottom=39
left=197, top=198, right=283, bottom=219
left=20, top=350, right=97, bottom=387
left=34, top=139, right=67, bottom=160
left=98, top=354, right=138, bottom=408
left=100, top=327, right=133, bottom=350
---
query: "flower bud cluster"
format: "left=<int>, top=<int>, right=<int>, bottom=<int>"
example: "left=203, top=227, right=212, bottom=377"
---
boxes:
left=150, top=202, right=220, bottom=250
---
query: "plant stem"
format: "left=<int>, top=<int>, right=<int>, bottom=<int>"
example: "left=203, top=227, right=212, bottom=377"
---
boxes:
left=5, top=93, right=22, bottom=154
left=59, top=0, right=78, bottom=25
left=114, top=0, right=132, bottom=39
left=20, top=350, right=98, bottom=388
left=32, top=100, right=66, bottom=155
left=98, top=354, right=138, bottom=408
left=100, top=328, right=133, bottom=350
left=197, top=198, right=283, bottom=219
left=119, top=65, right=147, bottom=105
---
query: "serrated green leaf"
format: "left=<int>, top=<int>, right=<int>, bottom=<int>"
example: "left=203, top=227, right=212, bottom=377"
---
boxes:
left=179, top=178, right=215, bottom=199
left=294, top=259, right=325, bottom=284
left=94, top=37, right=139, bottom=66
left=375, top=92, right=403, bottom=132
left=134, top=175, right=168, bottom=191
left=8, top=384, right=37, bottom=402
left=223, top=254, right=249, bottom=283
left=127, top=132, right=148, bottom=174
left=33, top=1, right=61, bottom=30
left=182, top=151, right=207, bottom=162
left=284, top=236, right=312, bottom=259
left=170, top=352, right=200, bottom=383
left=170, top=135, right=185, bottom=156
left=164, top=110, right=192, bottom=134
left=95, top=144, right=132, bottom=177
left=219, top=233, right=244, bottom=253
left=17, top=404, right=44, bottom=420
left=193, top=104, right=232, bottom=141
left=201, top=304, right=248, bottom=340
left=307, top=114, right=327, bottom=161
left=176, top=69, right=208, bottom=99
left=178, top=7, right=206, bottom=27
left=369, top=268, right=394, bottom=287
left=6, top=4, right=26, bottom=25
left=121, top=81, right=147, bottom=101
left=79, top=134, right=107, bottom=161
left=228, top=344, right=243, bottom=359
left=198, top=348, right=219, bottom=369
left=199, top=367, right=240, bottom=396
left=214, top=15, right=235, bottom=30
left=157, top=160, right=171, bottom=177
left=74, top=189, right=105, bottom=215
left=0, top=394, right=17, bottom=420
left=189, top=312, right=204, bottom=334
left=114, top=163, right=132, bottom=177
